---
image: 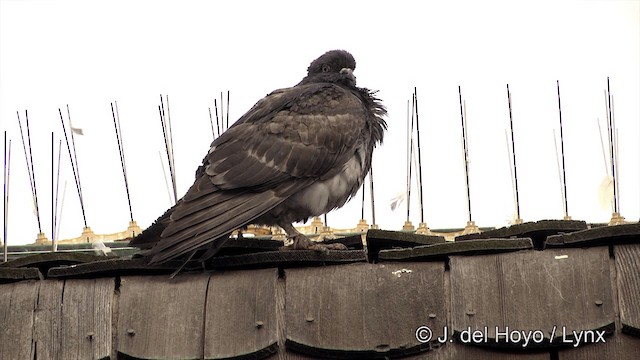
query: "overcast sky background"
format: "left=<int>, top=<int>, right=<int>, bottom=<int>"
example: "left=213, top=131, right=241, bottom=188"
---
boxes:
left=1, top=0, right=639, bottom=246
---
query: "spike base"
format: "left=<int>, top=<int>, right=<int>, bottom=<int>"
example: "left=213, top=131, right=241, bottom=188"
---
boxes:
left=609, top=212, right=625, bottom=226
left=416, top=222, right=431, bottom=235
left=463, top=221, right=480, bottom=235
left=35, top=232, right=50, bottom=244
left=356, top=219, right=369, bottom=232
left=402, top=221, right=415, bottom=231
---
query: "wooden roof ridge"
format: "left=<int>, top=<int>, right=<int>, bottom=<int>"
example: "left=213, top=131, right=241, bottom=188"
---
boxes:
left=1, top=225, right=639, bottom=359
left=455, top=219, right=588, bottom=249
left=545, top=222, right=640, bottom=248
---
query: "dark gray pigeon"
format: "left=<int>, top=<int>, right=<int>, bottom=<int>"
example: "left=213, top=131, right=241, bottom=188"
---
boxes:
left=131, top=50, right=387, bottom=264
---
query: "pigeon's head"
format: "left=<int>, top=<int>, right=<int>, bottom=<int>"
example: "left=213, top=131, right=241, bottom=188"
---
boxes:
left=302, top=50, right=357, bottom=87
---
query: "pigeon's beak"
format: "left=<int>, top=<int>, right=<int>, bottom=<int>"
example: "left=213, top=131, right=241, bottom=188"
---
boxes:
left=340, top=68, right=352, bottom=75
left=340, top=67, right=356, bottom=85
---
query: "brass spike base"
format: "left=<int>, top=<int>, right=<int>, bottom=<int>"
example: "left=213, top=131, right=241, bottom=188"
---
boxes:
left=81, top=227, right=95, bottom=243
left=35, top=232, right=50, bottom=244
left=356, top=219, right=369, bottom=232
left=402, top=221, right=415, bottom=231
left=609, top=212, right=625, bottom=226
left=310, top=217, right=324, bottom=234
left=320, top=226, right=336, bottom=240
left=462, top=221, right=480, bottom=235
left=127, top=221, right=142, bottom=238
left=416, top=222, right=431, bottom=235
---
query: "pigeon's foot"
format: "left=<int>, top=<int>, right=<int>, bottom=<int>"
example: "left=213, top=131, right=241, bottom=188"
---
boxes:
left=289, top=234, right=347, bottom=252
left=278, top=222, right=347, bottom=252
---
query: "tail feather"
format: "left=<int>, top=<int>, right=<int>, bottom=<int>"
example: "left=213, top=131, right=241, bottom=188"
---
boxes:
left=128, top=202, right=177, bottom=249
left=146, top=191, right=285, bottom=264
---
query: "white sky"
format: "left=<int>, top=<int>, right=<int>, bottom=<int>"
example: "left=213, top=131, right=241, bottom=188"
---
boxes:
left=1, top=0, right=639, bottom=246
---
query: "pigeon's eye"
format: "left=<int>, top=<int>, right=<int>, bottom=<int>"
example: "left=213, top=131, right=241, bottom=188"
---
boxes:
left=321, top=64, right=330, bottom=72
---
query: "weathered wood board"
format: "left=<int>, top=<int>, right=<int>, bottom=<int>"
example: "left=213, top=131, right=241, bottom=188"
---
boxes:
left=613, top=243, right=640, bottom=337
left=450, top=247, right=614, bottom=349
left=117, top=273, right=210, bottom=359
left=0, top=280, right=39, bottom=359
left=33, top=279, right=64, bottom=359
left=60, top=278, right=113, bottom=359
left=204, top=268, right=279, bottom=359
left=285, top=262, right=445, bottom=358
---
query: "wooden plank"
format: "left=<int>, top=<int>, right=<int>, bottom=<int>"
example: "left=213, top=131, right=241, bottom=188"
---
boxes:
left=285, top=262, right=445, bottom=358
left=558, top=331, right=640, bottom=360
left=366, top=229, right=445, bottom=262
left=204, top=268, right=279, bottom=359
left=0, top=266, right=42, bottom=281
left=0, top=252, right=104, bottom=269
left=366, top=229, right=446, bottom=246
left=450, top=247, right=615, bottom=349
left=216, top=238, right=285, bottom=256
left=457, top=220, right=587, bottom=249
left=34, top=279, right=64, bottom=360
left=117, top=273, right=210, bottom=359
left=269, top=273, right=320, bottom=360
left=614, top=243, right=640, bottom=336
left=210, top=250, right=366, bottom=270
left=60, top=278, right=113, bottom=359
left=379, top=238, right=533, bottom=261
left=0, top=280, right=39, bottom=359
left=546, top=223, right=640, bottom=248
left=47, top=257, right=182, bottom=278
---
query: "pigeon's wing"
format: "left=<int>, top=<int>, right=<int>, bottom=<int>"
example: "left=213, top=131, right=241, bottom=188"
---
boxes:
left=146, top=83, right=367, bottom=263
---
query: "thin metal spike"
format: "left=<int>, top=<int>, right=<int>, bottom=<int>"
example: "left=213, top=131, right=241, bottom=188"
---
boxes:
left=360, top=180, right=365, bottom=220
left=407, top=98, right=415, bottom=223
left=16, top=111, right=40, bottom=232
left=214, top=99, right=221, bottom=135
left=3, top=133, right=11, bottom=262
left=165, top=95, right=177, bottom=203
left=506, top=84, right=521, bottom=221
left=208, top=107, right=216, bottom=139
left=159, top=99, right=177, bottom=205
left=226, top=90, right=230, bottom=130
left=369, top=166, right=376, bottom=226
left=53, top=139, right=62, bottom=252
left=159, top=151, right=174, bottom=206
left=66, top=105, right=87, bottom=227
left=606, top=77, right=618, bottom=213
left=556, top=80, right=569, bottom=219
left=553, top=129, right=566, bottom=217
left=413, top=88, right=425, bottom=224
left=112, top=102, right=134, bottom=222
left=220, top=92, right=225, bottom=131
left=56, top=181, right=67, bottom=242
left=51, top=132, right=54, bottom=251
left=504, top=130, right=518, bottom=222
left=459, top=87, right=472, bottom=223
left=59, top=108, right=87, bottom=227
left=25, top=110, right=42, bottom=233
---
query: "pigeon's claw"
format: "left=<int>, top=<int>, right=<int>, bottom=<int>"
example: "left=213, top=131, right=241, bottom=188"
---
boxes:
left=283, top=234, right=347, bottom=253
left=279, top=222, right=348, bottom=252
left=291, top=233, right=315, bottom=250
left=318, top=242, right=348, bottom=251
